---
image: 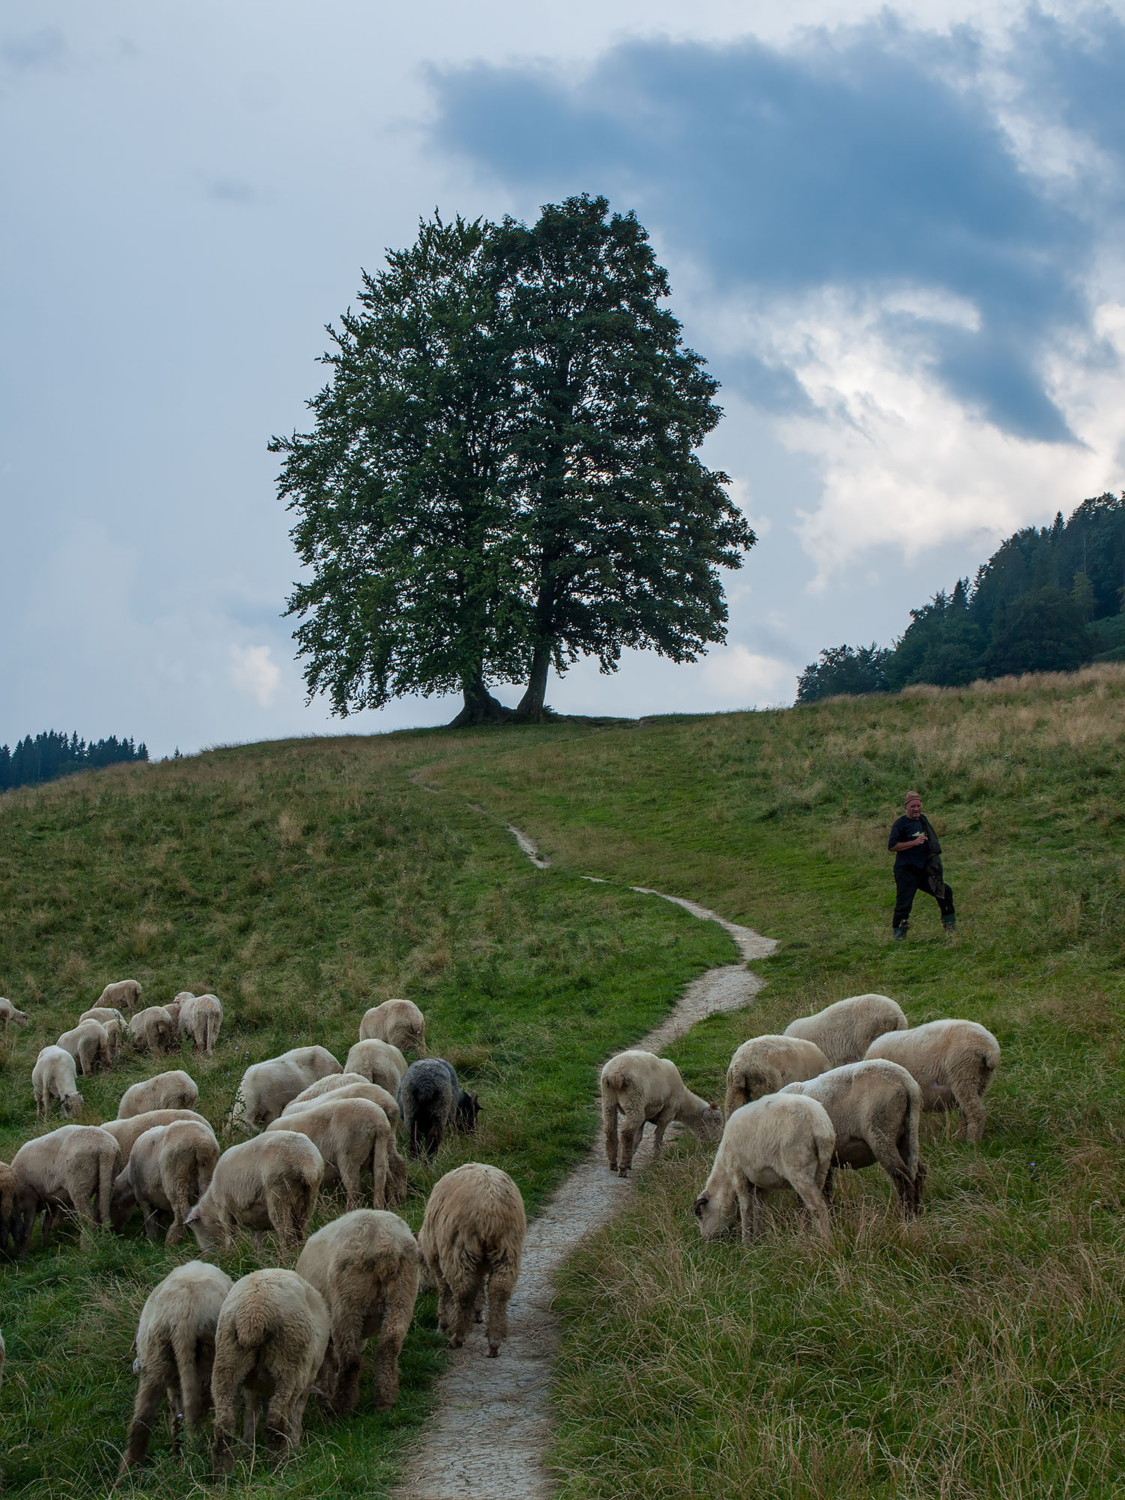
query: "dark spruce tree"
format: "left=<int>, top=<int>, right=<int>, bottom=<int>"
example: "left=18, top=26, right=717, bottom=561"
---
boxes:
left=274, top=199, right=754, bottom=725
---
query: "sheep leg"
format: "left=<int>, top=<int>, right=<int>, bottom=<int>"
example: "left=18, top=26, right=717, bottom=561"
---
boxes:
left=949, top=1062, right=989, bottom=1143
left=15, top=1191, right=39, bottom=1258
left=386, top=1149, right=408, bottom=1208
left=120, top=1366, right=169, bottom=1470
left=822, top=1166, right=836, bottom=1205
left=371, top=1274, right=416, bottom=1409
left=602, top=1096, right=620, bottom=1173
left=484, top=1257, right=519, bottom=1357
left=264, top=1369, right=311, bottom=1454
left=370, top=1133, right=389, bottom=1210
left=211, top=1346, right=257, bottom=1474
left=651, top=1112, right=671, bottom=1160
left=793, top=1177, right=831, bottom=1241
left=733, top=1179, right=763, bottom=1245
left=172, top=1327, right=207, bottom=1431
left=327, top=1305, right=364, bottom=1416
left=338, top=1150, right=364, bottom=1213
left=435, top=1273, right=456, bottom=1334
left=445, top=1255, right=485, bottom=1348
left=618, top=1105, right=646, bottom=1177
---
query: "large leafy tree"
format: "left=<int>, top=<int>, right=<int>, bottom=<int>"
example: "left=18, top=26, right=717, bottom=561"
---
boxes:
left=273, top=215, right=526, bottom=724
left=490, top=194, right=755, bottom=719
left=275, top=200, right=754, bottom=724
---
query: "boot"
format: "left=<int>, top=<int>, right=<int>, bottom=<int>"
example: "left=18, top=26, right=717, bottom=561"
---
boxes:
left=942, top=915, right=957, bottom=933
left=893, top=925, right=908, bottom=941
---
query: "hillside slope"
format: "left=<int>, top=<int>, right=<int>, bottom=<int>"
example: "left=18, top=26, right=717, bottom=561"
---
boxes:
left=2, top=666, right=1123, bottom=1498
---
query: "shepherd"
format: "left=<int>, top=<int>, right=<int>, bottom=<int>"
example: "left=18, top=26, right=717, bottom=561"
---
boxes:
left=888, top=791, right=956, bottom=940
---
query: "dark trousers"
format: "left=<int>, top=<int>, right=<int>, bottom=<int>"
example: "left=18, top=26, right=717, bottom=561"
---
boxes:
left=893, top=865, right=955, bottom=930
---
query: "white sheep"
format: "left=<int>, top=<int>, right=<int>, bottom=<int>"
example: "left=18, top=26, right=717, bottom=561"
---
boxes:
left=267, top=1095, right=403, bottom=1211
left=78, top=1008, right=127, bottom=1062
left=112, top=1120, right=221, bottom=1245
left=693, top=1094, right=836, bottom=1243
left=344, top=1038, right=408, bottom=1094
left=32, top=1045, right=85, bottom=1119
left=119, top=1260, right=233, bottom=1472
left=782, top=1059, right=925, bottom=1211
left=725, top=1035, right=829, bottom=1116
left=0, top=996, right=29, bottom=1032
left=185, top=1131, right=325, bottom=1253
left=784, top=993, right=908, bottom=1067
left=358, top=999, right=426, bottom=1054
left=118, top=1070, right=199, bottom=1118
left=296, top=1208, right=419, bottom=1412
left=11, top=1124, right=121, bottom=1255
left=128, top=1006, right=177, bottom=1054
left=283, top=1074, right=401, bottom=1129
left=600, top=1049, right=721, bottom=1177
left=99, top=978, right=143, bottom=1013
left=232, top=1045, right=342, bottom=1131
left=417, top=1162, right=526, bottom=1357
left=101, top=1108, right=211, bottom=1163
left=866, top=1019, right=1001, bottom=1143
left=174, top=992, right=223, bottom=1054
left=210, top=1268, right=330, bottom=1474
left=56, top=1019, right=112, bottom=1076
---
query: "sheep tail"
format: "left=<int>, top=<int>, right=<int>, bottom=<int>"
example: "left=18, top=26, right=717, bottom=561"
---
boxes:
left=172, top=1324, right=204, bottom=1426
left=97, top=1151, right=115, bottom=1227
left=233, top=1290, right=274, bottom=1347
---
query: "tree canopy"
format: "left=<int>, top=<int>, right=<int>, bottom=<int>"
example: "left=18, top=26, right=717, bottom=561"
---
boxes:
left=273, top=196, right=755, bottom=723
left=0, top=731, right=148, bottom=792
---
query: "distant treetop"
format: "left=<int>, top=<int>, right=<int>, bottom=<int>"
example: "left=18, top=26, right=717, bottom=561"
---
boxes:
left=0, top=730, right=148, bottom=792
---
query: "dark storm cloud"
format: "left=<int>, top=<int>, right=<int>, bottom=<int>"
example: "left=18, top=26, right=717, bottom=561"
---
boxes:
left=429, top=13, right=1125, bottom=443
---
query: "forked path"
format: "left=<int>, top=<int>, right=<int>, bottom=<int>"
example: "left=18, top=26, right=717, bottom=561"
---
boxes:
left=394, top=824, right=776, bottom=1500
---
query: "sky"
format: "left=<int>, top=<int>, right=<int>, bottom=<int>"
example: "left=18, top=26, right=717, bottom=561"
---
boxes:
left=3, top=0, right=1124, bottom=756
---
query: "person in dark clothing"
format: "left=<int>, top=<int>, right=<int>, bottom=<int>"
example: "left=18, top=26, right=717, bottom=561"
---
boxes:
left=888, top=791, right=956, bottom=940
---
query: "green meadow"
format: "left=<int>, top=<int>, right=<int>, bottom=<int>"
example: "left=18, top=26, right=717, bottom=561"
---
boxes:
left=2, top=664, right=1124, bottom=1497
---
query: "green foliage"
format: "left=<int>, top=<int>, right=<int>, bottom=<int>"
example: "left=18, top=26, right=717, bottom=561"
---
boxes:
left=274, top=196, right=753, bottom=724
left=802, top=492, right=1125, bottom=698
left=0, top=731, right=147, bottom=792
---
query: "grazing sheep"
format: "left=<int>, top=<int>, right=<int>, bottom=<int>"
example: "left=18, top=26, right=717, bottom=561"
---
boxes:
left=210, top=1268, right=330, bottom=1475
left=344, top=1039, right=408, bottom=1094
left=284, top=1072, right=400, bottom=1121
left=600, top=1050, right=721, bottom=1177
left=397, top=1059, right=479, bottom=1160
left=782, top=1060, right=925, bottom=1211
left=101, top=1108, right=211, bottom=1162
left=32, top=1045, right=85, bottom=1119
left=0, top=996, right=29, bottom=1032
left=56, top=1019, right=112, bottom=1076
left=99, top=978, right=143, bottom=1013
left=0, top=1159, right=17, bottom=1255
left=129, top=1006, right=178, bottom=1054
left=418, top=1163, right=525, bottom=1357
left=296, top=1209, right=419, bottom=1412
left=78, top=1008, right=127, bottom=1060
left=118, top=1070, right=199, bottom=1119
left=267, top=1096, right=402, bottom=1211
left=784, top=994, right=908, bottom=1067
left=232, top=1046, right=343, bottom=1131
left=725, top=1035, right=830, bottom=1117
left=693, top=1094, right=836, bottom=1244
left=359, top=999, right=426, bottom=1055
left=866, top=1019, right=1001, bottom=1143
left=111, top=1120, right=221, bottom=1245
left=175, top=992, right=223, bottom=1055
left=11, top=1124, right=121, bottom=1255
left=185, top=1131, right=324, bottom=1253
left=119, top=1260, right=233, bottom=1472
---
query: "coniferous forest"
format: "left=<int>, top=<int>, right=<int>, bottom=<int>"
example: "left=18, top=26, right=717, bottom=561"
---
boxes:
left=798, top=491, right=1125, bottom=700
left=0, top=730, right=148, bottom=792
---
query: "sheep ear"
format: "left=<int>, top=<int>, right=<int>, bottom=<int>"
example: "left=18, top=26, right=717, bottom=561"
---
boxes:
left=185, top=1206, right=200, bottom=1223
left=692, top=1195, right=707, bottom=1217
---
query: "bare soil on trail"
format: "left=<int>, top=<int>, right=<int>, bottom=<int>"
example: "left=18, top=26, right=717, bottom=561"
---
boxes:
left=393, top=822, right=776, bottom=1500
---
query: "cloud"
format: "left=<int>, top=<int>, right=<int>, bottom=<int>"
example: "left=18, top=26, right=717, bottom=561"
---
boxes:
left=427, top=13, right=1125, bottom=443
left=2, top=28, right=65, bottom=72
left=208, top=177, right=255, bottom=204
left=229, top=644, right=280, bottom=707
left=701, top=644, right=792, bottom=702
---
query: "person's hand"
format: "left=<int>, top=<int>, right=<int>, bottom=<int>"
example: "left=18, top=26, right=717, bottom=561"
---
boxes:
left=912, top=834, right=927, bottom=845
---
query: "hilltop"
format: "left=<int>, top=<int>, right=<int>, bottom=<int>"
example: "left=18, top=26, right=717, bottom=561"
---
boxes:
left=1, top=665, right=1123, bottom=1498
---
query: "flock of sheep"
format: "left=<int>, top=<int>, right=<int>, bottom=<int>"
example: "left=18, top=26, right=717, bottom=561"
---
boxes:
left=601, top=992, right=1000, bottom=1242
left=0, top=978, right=999, bottom=1480
left=0, top=984, right=523, bottom=1476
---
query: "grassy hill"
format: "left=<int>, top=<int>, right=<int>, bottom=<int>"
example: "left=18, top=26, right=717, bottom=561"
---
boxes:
left=2, top=665, right=1124, bottom=1497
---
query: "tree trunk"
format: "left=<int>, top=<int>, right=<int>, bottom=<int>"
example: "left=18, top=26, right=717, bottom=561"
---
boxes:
left=447, top=677, right=513, bottom=728
left=515, top=643, right=552, bottom=722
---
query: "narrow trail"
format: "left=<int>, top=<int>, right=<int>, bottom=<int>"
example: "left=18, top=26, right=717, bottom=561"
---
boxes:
left=394, top=819, right=776, bottom=1500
